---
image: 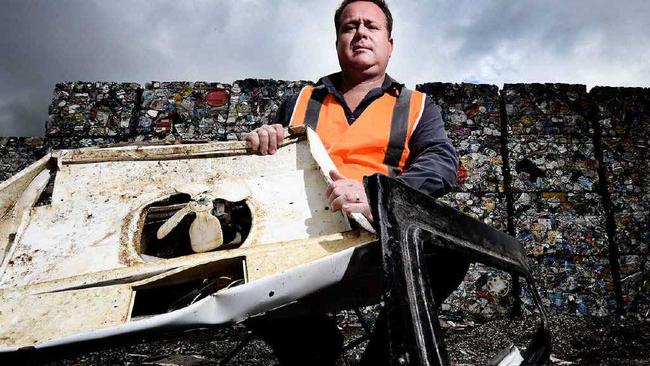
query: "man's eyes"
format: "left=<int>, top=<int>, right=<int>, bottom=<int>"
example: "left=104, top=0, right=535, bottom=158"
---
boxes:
left=343, top=23, right=381, bottom=31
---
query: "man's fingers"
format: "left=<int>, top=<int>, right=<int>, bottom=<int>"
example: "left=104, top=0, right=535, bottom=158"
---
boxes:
left=330, top=194, right=346, bottom=212
left=245, top=124, right=286, bottom=155
left=325, top=179, right=343, bottom=198
left=273, top=124, right=285, bottom=146
left=245, top=131, right=260, bottom=151
left=341, top=202, right=374, bottom=223
left=267, top=127, right=278, bottom=154
left=258, top=128, right=269, bottom=155
left=327, top=187, right=348, bottom=206
left=329, top=170, right=346, bottom=182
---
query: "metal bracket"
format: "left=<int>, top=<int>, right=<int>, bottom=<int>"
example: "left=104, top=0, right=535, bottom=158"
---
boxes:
left=365, top=174, right=552, bottom=366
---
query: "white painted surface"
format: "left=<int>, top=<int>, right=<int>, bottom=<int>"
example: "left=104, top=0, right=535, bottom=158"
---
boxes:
left=0, top=139, right=350, bottom=287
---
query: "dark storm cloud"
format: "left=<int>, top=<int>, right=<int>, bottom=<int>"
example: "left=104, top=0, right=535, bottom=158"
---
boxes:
left=0, top=0, right=336, bottom=136
left=1, top=0, right=649, bottom=136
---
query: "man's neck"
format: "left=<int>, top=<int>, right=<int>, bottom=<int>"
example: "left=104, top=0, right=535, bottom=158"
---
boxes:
left=340, top=71, right=385, bottom=95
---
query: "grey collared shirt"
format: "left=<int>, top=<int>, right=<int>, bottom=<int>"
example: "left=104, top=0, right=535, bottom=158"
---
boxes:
left=275, top=72, right=458, bottom=198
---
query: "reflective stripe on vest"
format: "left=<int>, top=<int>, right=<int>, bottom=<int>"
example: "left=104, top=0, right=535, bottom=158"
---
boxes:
left=290, top=85, right=426, bottom=181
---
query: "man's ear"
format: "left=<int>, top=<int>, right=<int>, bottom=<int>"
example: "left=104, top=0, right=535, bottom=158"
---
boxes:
left=389, top=37, right=394, bottom=57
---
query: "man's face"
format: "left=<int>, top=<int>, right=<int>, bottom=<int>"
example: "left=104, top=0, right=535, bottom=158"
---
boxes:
left=336, top=1, right=393, bottom=75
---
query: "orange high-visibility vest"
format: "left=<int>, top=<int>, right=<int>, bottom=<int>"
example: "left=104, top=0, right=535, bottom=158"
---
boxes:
left=289, top=85, right=426, bottom=181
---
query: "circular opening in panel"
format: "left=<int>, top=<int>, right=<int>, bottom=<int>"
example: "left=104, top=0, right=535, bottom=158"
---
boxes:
left=139, top=194, right=252, bottom=259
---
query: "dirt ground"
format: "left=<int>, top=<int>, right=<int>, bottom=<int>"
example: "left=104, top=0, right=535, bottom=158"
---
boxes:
left=5, top=309, right=648, bottom=366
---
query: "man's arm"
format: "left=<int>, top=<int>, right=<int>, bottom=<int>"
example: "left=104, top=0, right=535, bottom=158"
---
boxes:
left=397, top=96, right=458, bottom=197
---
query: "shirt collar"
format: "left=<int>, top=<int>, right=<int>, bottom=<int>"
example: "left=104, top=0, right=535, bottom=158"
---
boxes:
left=316, top=72, right=403, bottom=95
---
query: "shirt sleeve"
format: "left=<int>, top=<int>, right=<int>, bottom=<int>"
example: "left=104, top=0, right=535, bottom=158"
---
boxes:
left=274, top=93, right=300, bottom=127
left=396, top=96, right=458, bottom=197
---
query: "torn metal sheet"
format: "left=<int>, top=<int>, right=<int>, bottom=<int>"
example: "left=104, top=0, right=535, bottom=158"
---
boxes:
left=0, top=131, right=378, bottom=351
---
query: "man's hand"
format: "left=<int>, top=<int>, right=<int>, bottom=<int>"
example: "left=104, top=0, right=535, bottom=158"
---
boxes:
left=244, top=124, right=285, bottom=155
left=325, top=170, right=373, bottom=223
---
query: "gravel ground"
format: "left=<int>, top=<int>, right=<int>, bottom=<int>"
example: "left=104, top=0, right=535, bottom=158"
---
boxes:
left=444, top=314, right=649, bottom=365
left=5, top=309, right=648, bottom=365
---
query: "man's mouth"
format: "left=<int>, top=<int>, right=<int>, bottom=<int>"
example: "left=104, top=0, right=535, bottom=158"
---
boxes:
left=352, top=45, right=371, bottom=52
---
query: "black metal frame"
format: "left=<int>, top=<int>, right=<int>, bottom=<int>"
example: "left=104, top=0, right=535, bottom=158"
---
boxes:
left=365, top=174, right=552, bottom=366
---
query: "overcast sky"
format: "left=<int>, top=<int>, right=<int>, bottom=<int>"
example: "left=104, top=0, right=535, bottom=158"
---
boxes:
left=1, top=0, right=649, bottom=136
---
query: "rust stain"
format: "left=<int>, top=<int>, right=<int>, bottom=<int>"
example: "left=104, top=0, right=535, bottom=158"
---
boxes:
left=119, top=208, right=142, bottom=266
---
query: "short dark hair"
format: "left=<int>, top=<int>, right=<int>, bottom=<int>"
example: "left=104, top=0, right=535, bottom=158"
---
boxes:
left=334, top=0, right=393, bottom=38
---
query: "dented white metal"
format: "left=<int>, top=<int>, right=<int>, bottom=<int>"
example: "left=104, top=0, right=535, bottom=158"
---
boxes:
left=0, top=131, right=376, bottom=352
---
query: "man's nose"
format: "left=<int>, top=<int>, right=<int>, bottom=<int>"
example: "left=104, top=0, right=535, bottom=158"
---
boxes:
left=354, top=24, right=369, bottom=39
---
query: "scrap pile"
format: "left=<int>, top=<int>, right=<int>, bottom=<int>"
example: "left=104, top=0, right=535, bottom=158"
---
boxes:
left=1, top=79, right=648, bottom=321
left=118, top=79, right=310, bottom=142
left=226, top=79, right=312, bottom=140
left=417, top=83, right=512, bottom=318
left=591, top=86, right=650, bottom=318
left=45, top=82, right=139, bottom=149
left=138, top=81, right=231, bottom=141
left=0, top=137, right=46, bottom=182
left=504, top=83, right=615, bottom=316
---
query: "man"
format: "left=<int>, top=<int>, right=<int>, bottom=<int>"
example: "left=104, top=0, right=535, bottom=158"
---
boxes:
left=245, top=1, right=468, bottom=364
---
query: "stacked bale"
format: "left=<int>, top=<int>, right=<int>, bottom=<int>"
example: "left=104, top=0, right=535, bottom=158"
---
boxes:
left=45, top=82, right=139, bottom=149
left=226, top=79, right=312, bottom=141
left=4, top=78, right=648, bottom=321
left=0, top=137, right=46, bottom=182
left=138, top=81, right=231, bottom=141
left=417, top=82, right=511, bottom=318
left=591, top=86, right=649, bottom=319
left=504, top=83, right=615, bottom=316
